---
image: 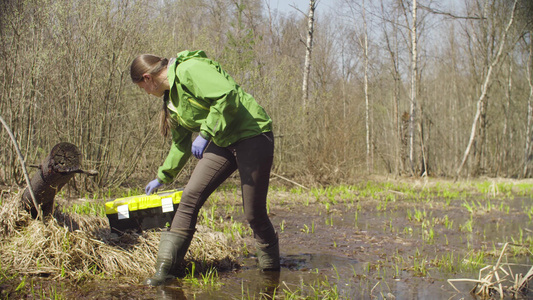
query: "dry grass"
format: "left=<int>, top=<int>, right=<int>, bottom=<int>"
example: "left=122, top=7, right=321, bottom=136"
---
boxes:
left=0, top=190, right=243, bottom=282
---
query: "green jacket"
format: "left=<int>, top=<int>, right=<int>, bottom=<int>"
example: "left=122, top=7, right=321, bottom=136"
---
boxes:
left=157, top=50, right=272, bottom=183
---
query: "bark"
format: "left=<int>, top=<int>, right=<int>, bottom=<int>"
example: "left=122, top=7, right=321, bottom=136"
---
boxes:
left=524, top=31, right=533, bottom=177
left=21, top=142, right=97, bottom=218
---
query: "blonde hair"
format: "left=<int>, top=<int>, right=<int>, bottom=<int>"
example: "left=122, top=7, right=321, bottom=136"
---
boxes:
left=130, top=55, right=174, bottom=137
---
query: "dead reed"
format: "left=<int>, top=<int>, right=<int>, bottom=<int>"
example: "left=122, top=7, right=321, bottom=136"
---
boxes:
left=448, top=243, right=533, bottom=299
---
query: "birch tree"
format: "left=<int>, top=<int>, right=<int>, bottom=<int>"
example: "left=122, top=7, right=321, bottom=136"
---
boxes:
left=302, top=0, right=317, bottom=109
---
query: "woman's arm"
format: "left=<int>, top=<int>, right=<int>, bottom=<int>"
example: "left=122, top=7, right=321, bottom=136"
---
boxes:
left=157, top=125, right=193, bottom=183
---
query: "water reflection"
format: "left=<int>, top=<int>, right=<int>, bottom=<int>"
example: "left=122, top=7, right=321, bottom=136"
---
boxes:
left=283, top=253, right=358, bottom=270
left=156, top=285, right=187, bottom=300
left=231, top=269, right=281, bottom=298
left=258, top=270, right=281, bottom=297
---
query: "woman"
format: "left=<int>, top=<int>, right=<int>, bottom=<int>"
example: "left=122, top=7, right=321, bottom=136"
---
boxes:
left=130, top=50, right=279, bottom=286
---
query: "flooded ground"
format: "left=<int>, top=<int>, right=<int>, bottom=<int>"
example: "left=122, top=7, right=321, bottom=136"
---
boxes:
left=2, top=179, right=533, bottom=299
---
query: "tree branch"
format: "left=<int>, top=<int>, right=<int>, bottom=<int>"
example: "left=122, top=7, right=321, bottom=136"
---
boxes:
left=418, top=4, right=484, bottom=20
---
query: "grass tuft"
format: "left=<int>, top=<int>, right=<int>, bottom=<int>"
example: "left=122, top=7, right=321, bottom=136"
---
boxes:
left=0, top=190, right=243, bottom=283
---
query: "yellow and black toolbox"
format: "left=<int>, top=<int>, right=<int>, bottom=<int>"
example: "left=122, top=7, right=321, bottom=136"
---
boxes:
left=105, top=189, right=182, bottom=234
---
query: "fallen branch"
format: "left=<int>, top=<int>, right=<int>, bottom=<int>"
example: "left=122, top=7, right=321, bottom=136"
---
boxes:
left=271, top=172, right=309, bottom=190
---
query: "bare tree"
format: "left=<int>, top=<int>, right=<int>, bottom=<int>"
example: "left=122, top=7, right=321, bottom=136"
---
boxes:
left=409, top=0, right=418, bottom=176
left=524, top=30, right=533, bottom=177
left=378, top=0, right=406, bottom=176
left=361, top=0, right=372, bottom=173
left=4, top=0, right=533, bottom=190
left=456, top=0, right=519, bottom=178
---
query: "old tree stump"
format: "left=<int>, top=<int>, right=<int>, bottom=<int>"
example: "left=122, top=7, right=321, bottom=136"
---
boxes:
left=21, top=142, right=97, bottom=218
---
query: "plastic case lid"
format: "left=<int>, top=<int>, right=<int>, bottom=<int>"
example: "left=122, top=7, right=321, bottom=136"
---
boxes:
left=105, top=189, right=182, bottom=215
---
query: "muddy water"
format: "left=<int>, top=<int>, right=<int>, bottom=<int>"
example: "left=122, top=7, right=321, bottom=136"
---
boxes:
left=216, top=192, right=533, bottom=300
left=7, top=189, right=533, bottom=299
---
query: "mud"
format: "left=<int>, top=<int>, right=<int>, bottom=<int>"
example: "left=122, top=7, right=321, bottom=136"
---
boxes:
left=3, top=183, right=533, bottom=299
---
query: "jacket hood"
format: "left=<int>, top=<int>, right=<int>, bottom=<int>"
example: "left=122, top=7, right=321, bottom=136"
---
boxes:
left=175, top=50, right=208, bottom=64
left=167, top=50, right=208, bottom=93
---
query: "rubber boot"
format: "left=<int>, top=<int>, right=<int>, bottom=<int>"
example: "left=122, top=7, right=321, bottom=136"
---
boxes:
left=256, top=235, right=280, bottom=271
left=143, top=229, right=194, bottom=286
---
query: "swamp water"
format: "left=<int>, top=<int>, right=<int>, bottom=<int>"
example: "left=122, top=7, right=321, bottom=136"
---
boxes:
left=3, top=181, right=533, bottom=299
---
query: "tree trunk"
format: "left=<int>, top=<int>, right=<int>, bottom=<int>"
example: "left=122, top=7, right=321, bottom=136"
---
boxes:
left=362, top=0, right=372, bottom=173
left=21, top=142, right=91, bottom=218
left=473, top=95, right=488, bottom=176
left=381, top=0, right=402, bottom=176
left=302, top=0, right=316, bottom=110
left=500, top=59, right=512, bottom=175
left=524, top=31, right=533, bottom=178
left=408, top=0, right=418, bottom=176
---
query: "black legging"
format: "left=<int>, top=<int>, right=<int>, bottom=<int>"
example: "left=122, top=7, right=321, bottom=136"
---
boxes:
left=170, top=132, right=276, bottom=245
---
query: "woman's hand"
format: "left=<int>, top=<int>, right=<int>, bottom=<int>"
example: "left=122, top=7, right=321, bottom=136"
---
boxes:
left=192, top=135, right=209, bottom=159
left=145, top=179, right=163, bottom=195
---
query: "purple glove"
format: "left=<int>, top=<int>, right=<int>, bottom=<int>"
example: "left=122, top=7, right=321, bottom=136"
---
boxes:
left=192, top=135, right=209, bottom=159
left=145, top=179, right=163, bottom=195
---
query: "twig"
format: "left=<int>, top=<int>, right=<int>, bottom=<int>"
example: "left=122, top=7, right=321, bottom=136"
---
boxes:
left=370, top=281, right=381, bottom=298
left=448, top=278, right=483, bottom=293
left=72, top=169, right=98, bottom=176
left=418, top=4, right=484, bottom=20
left=31, top=163, right=98, bottom=176
left=0, top=115, right=43, bottom=222
left=271, top=172, right=309, bottom=190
